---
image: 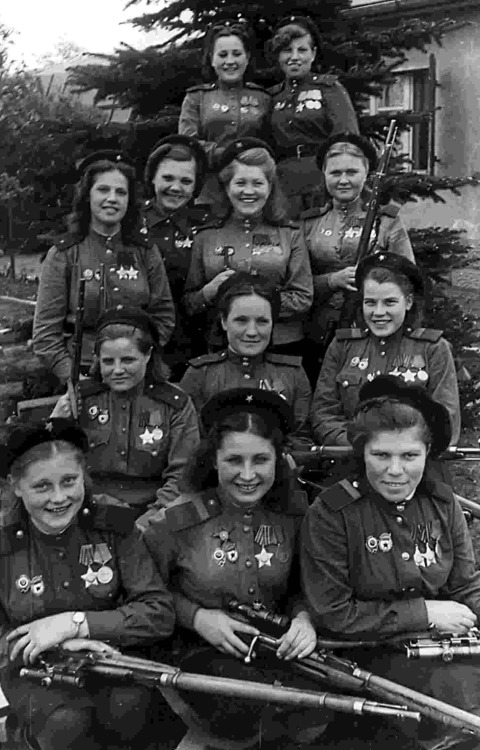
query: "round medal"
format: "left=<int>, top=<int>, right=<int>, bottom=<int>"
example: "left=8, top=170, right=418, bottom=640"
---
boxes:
left=83, top=269, right=94, bottom=281
left=417, top=370, right=428, bottom=382
left=16, top=574, right=30, bottom=593
left=97, top=566, right=113, bottom=584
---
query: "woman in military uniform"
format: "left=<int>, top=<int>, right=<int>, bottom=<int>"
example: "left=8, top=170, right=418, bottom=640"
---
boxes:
left=52, top=308, right=199, bottom=528
left=302, top=375, right=480, bottom=750
left=179, top=20, right=271, bottom=211
left=268, top=16, right=359, bottom=217
left=33, top=151, right=175, bottom=385
left=311, top=252, right=460, bottom=449
left=0, top=419, right=174, bottom=750
left=181, top=271, right=312, bottom=447
left=143, top=135, right=211, bottom=379
left=145, top=388, right=326, bottom=746
left=302, top=132, right=415, bottom=385
left=183, top=138, right=313, bottom=358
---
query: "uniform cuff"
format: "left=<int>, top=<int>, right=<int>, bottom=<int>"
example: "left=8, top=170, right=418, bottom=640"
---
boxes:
left=86, top=610, right=124, bottom=641
left=174, top=593, right=201, bottom=630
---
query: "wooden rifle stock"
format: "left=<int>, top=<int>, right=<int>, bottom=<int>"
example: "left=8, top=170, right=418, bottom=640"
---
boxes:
left=67, top=276, right=86, bottom=420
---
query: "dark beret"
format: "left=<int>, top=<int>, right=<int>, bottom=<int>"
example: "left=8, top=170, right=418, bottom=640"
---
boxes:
left=357, top=374, right=452, bottom=457
left=96, top=306, right=159, bottom=344
left=316, top=132, right=378, bottom=172
left=271, top=16, right=321, bottom=48
left=2, top=419, right=89, bottom=477
left=76, top=150, right=134, bottom=179
left=144, top=135, right=207, bottom=199
left=216, top=138, right=276, bottom=173
left=355, top=252, right=424, bottom=296
left=201, top=387, right=294, bottom=435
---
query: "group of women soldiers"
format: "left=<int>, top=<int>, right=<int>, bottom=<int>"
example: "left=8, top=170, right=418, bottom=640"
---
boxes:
left=0, top=14, right=478, bottom=750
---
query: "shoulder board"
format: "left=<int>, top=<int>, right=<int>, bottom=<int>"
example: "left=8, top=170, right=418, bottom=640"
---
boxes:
left=269, top=82, right=285, bottom=96
left=188, top=351, right=227, bottom=368
left=300, top=206, right=325, bottom=220
left=89, top=496, right=137, bottom=535
left=80, top=380, right=107, bottom=399
left=285, top=489, right=309, bottom=516
left=335, top=328, right=368, bottom=341
left=54, top=233, right=82, bottom=251
left=146, top=381, right=189, bottom=409
left=276, top=219, right=300, bottom=229
left=195, top=219, right=225, bottom=233
left=189, top=204, right=212, bottom=224
left=311, top=73, right=339, bottom=87
left=245, top=81, right=269, bottom=93
left=379, top=202, right=400, bottom=218
left=186, top=83, right=216, bottom=93
left=424, top=476, right=454, bottom=504
left=321, top=479, right=362, bottom=511
left=266, top=353, right=302, bottom=367
left=408, top=328, right=443, bottom=343
left=0, top=505, right=26, bottom=556
left=131, top=232, right=152, bottom=249
left=164, top=491, right=221, bottom=531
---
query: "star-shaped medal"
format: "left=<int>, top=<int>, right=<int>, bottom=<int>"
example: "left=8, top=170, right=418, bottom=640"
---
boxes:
left=403, top=369, right=416, bottom=383
left=255, top=546, right=273, bottom=568
left=81, top=567, right=99, bottom=588
left=182, top=237, right=193, bottom=248
left=116, top=266, right=129, bottom=280
left=126, top=265, right=139, bottom=280
left=140, top=428, right=154, bottom=445
left=246, top=395, right=253, bottom=403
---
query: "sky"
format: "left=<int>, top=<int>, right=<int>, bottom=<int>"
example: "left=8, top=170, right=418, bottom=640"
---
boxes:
left=1, top=0, right=167, bottom=64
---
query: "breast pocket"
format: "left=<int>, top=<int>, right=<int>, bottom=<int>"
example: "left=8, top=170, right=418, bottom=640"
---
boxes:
left=134, top=421, right=170, bottom=461
left=335, top=371, right=364, bottom=415
left=85, top=417, right=111, bottom=451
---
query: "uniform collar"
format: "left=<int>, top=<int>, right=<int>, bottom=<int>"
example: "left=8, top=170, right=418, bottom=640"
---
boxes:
left=332, top=196, right=363, bottom=215
left=230, top=212, right=264, bottom=230
left=368, top=324, right=406, bottom=347
left=359, top=476, right=417, bottom=514
left=217, top=78, right=245, bottom=91
left=286, top=71, right=315, bottom=90
left=228, top=347, right=265, bottom=369
left=88, top=227, right=123, bottom=248
left=147, top=202, right=191, bottom=235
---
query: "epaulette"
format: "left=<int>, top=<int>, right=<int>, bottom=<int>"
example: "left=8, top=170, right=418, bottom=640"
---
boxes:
left=424, top=476, right=454, bottom=504
left=321, top=479, right=362, bottom=511
left=195, top=219, right=226, bottom=233
left=186, top=83, right=216, bottom=93
left=276, top=219, right=300, bottom=229
left=379, top=202, right=401, bottom=218
left=0, top=505, right=26, bottom=556
left=300, top=204, right=331, bottom=220
left=89, top=496, right=137, bottom=535
left=164, top=491, right=221, bottom=531
left=54, top=233, right=83, bottom=251
left=80, top=380, right=108, bottom=399
left=188, top=351, right=227, bottom=368
left=245, top=81, right=270, bottom=94
left=408, top=328, right=443, bottom=343
left=266, top=352, right=302, bottom=368
left=312, top=73, right=339, bottom=86
left=285, top=489, right=309, bottom=516
left=146, top=381, right=189, bottom=409
left=335, top=328, right=369, bottom=341
left=268, top=82, right=284, bottom=96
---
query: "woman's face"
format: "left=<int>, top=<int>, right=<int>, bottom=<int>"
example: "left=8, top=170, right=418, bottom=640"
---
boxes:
left=324, top=153, right=368, bottom=203
left=99, top=337, right=151, bottom=392
left=278, top=33, right=316, bottom=80
left=211, top=35, right=249, bottom=85
left=226, top=163, right=271, bottom=218
left=362, top=278, right=412, bottom=338
left=365, top=426, right=428, bottom=503
left=216, top=431, right=276, bottom=507
left=13, top=453, right=85, bottom=535
left=89, top=169, right=129, bottom=231
left=222, top=293, right=273, bottom=357
left=153, top=158, right=196, bottom=212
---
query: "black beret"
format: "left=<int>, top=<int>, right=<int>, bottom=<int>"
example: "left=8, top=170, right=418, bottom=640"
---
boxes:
left=2, top=419, right=89, bottom=477
left=316, top=132, right=378, bottom=172
left=144, top=135, right=207, bottom=199
left=357, top=374, right=451, bottom=457
left=76, top=150, right=134, bottom=179
left=216, top=138, right=276, bottom=173
left=355, top=252, right=424, bottom=296
left=96, top=306, right=159, bottom=344
left=201, top=387, right=294, bottom=435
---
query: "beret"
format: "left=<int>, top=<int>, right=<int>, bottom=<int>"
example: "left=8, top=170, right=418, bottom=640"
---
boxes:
left=356, top=374, right=451, bottom=457
left=316, top=132, right=378, bottom=172
left=144, top=135, right=207, bottom=199
left=76, top=150, right=134, bottom=179
left=216, top=138, right=276, bottom=173
left=2, top=419, right=89, bottom=477
left=201, top=387, right=294, bottom=435
left=96, top=306, right=159, bottom=344
left=355, top=252, right=424, bottom=296
left=271, top=16, right=321, bottom=49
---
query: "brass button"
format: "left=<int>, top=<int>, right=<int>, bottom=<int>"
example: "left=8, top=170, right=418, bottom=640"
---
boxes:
left=248, top=587, right=255, bottom=595
left=62, top=581, right=70, bottom=589
left=58, top=551, right=65, bottom=559
left=401, top=552, right=410, bottom=561
left=245, top=560, right=252, bottom=568
left=16, top=530, right=24, bottom=539
left=396, top=517, right=403, bottom=525
left=243, top=526, right=250, bottom=533
left=120, top=450, right=127, bottom=457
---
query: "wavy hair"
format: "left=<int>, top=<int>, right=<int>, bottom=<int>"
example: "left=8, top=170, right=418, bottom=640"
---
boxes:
left=358, top=266, right=423, bottom=329
left=202, top=22, right=252, bottom=80
left=269, top=19, right=320, bottom=65
left=90, top=323, right=169, bottom=384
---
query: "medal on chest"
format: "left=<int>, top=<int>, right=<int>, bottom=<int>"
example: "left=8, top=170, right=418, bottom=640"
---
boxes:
left=212, top=527, right=238, bottom=566
left=365, top=532, right=393, bottom=554
left=175, top=235, right=193, bottom=250
left=15, top=573, right=45, bottom=596
left=254, top=524, right=288, bottom=567
left=79, top=543, right=113, bottom=588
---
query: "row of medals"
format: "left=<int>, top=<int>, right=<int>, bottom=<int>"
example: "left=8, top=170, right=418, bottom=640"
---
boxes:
left=212, top=525, right=289, bottom=568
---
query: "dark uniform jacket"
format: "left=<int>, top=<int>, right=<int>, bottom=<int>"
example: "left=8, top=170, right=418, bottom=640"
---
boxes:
left=144, top=487, right=308, bottom=631
left=180, top=348, right=311, bottom=442
left=33, top=231, right=175, bottom=383
left=0, top=494, right=175, bottom=676
left=301, top=198, right=415, bottom=344
left=301, top=475, right=480, bottom=637
left=311, top=326, right=460, bottom=446
left=143, top=201, right=211, bottom=370
left=183, top=214, right=313, bottom=346
left=79, top=379, right=200, bottom=517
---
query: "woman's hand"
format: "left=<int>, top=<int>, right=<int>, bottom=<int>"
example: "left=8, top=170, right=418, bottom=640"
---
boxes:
left=193, top=608, right=259, bottom=659
left=61, top=639, right=120, bottom=655
left=50, top=392, right=73, bottom=419
left=425, top=600, right=477, bottom=634
left=276, top=611, right=317, bottom=661
left=328, top=266, right=357, bottom=292
left=7, top=612, right=79, bottom=664
left=202, top=270, right=236, bottom=303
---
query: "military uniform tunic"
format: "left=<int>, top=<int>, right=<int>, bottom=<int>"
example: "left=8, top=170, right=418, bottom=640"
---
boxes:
left=143, top=201, right=211, bottom=372
left=79, top=380, right=200, bottom=516
left=33, top=231, right=175, bottom=383
left=183, top=215, right=313, bottom=347
left=180, top=349, right=311, bottom=442
left=311, top=326, right=460, bottom=446
left=301, top=198, right=415, bottom=346
left=270, top=73, right=359, bottom=214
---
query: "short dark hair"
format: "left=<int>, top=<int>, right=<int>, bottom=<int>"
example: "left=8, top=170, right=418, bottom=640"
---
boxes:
left=202, top=22, right=252, bottom=80
left=91, top=323, right=169, bottom=383
left=184, top=411, right=293, bottom=510
left=359, top=266, right=423, bottom=328
left=269, top=19, right=320, bottom=62
left=144, top=144, right=200, bottom=200
left=67, top=160, right=142, bottom=244
left=217, top=271, right=281, bottom=323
